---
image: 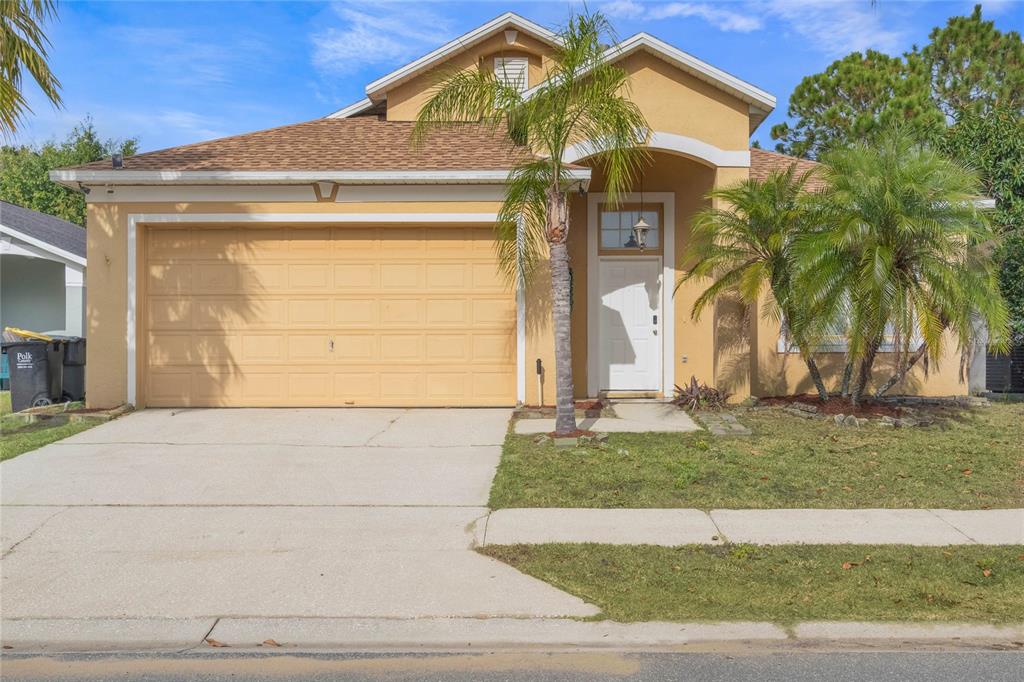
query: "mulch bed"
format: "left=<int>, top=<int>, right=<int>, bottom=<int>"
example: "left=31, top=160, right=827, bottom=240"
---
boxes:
left=759, top=394, right=904, bottom=418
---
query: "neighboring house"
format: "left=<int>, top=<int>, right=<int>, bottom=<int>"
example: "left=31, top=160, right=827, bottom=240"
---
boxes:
left=49, top=13, right=971, bottom=408
left=1, top=201, right=87, bottom=337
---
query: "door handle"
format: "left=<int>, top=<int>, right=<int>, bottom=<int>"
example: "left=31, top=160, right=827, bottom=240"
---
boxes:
left=653, top=314, right=658, bottom=324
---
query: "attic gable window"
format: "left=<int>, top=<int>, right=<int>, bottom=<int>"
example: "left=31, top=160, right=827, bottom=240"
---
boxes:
left=494, top=57, right=528, bottom=92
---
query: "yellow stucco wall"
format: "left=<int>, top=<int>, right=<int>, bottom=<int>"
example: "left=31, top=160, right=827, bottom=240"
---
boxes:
left=616, top=51, right=751, bottom=152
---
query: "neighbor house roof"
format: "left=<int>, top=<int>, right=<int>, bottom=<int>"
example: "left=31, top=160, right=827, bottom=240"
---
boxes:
left=0, top=201, right=86, bottom=260
left=749, top=148, right=825, bottom=191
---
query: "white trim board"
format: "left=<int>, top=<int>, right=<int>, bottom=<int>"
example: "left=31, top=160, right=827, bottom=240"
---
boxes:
left=564, top=130, right=749, bottom=169
left=586, top=192, right=675, bottom=397
left=52, top=168, right=592, bottom=188
left=326, top=97, right=375, bottom=119
left=124, top=211, right=514, bottom=407
left=85, top=184, right=510, bottom=204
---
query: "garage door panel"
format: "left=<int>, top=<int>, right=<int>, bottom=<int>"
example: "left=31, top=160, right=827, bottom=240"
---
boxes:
left=147, top=228, right=192, bottom=258
left=334, top=264, right=376, bottom=289
left=332, top=334, right=376, bottom=362
left=380, top=334, right=424, bottom=360
left=426, top=299, right=468, bottom=324
left=380, top=299, right=422, bottom=325
left=241, top=334, right=285, bottom=363
left=472, top=299, right=516, bottom=324
left=333, top=299, right=377, bottom=327
left=288, top=263, right=332, bottom=289
left=147, top=298, right=193, bottom=330
left=144, top=224, right=515, bottom=407
left=148, top=264, right=192, bottom=293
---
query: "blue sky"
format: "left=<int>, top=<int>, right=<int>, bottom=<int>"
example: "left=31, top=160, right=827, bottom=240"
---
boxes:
left=12, top=0, right=1023, bottom=153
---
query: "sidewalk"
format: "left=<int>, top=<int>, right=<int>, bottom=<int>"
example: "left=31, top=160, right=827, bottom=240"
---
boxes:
left=475, top=508, right=1024, bottom=546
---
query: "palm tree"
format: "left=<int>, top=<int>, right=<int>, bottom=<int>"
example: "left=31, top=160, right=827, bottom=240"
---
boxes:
left=1, top=0, right=62, bottom=136
left=801, top=128, right=1009, bottom=404
left=413, top=12, right=648, bottom=435
left=679, top=167, right=832, bottom=401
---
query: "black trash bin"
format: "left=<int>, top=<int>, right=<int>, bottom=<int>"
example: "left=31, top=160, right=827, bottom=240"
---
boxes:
left=3, top=341, right=53, bottom=412
left=60, top=337, right=86, bottom=402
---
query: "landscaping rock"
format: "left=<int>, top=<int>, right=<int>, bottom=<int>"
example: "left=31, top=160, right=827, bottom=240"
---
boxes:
left=594, top=432, right=609, bottom=444
left=533, top=434, right=553, bottom=446
left=578, top=434, right=596, bottom=446
left=553, top=436, right=579, bottom=449
left=895, top=417, right=919, bottom=428
left=791, top=402, right=820, bottom=414
left=842, top=414, right=861, bottom=427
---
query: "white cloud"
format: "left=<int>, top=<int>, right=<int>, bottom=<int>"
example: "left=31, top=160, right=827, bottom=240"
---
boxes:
left=312, top=1, right=454, bottom=74
left=602, top=0, right=647, bottom=19
left=603, top=1, right=762, bottom=32
left=603, top=0, right=906, bottom=55
left=108, top=26, right=272, bottom=89
left=650, top=3, right=763, bottom=33
left=758, top=0, right=906, bottom=56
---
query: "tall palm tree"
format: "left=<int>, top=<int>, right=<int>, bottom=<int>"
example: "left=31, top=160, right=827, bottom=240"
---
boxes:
left=679, top=167, right=832, bottom=401
left=801, top=128, right=1008, bottom=403
left=414, top=12, right=648, bottom=435
left=1, top=0, right=62, bottom=135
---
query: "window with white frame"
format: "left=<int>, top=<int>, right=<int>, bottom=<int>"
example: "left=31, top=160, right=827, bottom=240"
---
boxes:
left=494, top=57, right=528, bottom=92
left=778, top=318, right=923, bottom=353
left=599, top=205, right=661, bottom=250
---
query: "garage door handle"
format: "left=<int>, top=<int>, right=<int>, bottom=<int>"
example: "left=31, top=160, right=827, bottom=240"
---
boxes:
left=328, top=339, right=334, bottom=352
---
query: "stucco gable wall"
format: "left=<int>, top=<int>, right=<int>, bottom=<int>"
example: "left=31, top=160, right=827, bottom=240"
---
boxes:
left=616, top=51, right=751, bottom=153
left=386, top=32, right=556, bottom=121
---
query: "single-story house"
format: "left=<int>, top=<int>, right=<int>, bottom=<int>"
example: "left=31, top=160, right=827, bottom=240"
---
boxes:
left=50, top=13, right=974, bottom=409
left=1, top=201, right=87, bottom=337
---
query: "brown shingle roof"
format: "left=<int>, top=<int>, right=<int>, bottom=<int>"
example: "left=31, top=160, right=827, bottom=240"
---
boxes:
left=67, top=118, right=533, bottom=172
left=749, top=147, right=825, bottom=191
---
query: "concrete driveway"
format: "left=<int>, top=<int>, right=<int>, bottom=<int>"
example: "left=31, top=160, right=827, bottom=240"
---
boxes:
left=1, top=408, right=596, bottom=627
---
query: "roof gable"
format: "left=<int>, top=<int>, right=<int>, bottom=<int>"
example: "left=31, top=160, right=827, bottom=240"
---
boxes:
left=360, top=12, right=559, bottom=105
left=521, top=32, right=774, bottom=129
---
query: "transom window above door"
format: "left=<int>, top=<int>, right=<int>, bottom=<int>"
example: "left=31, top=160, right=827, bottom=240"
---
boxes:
left=599, top=204, right=661, bottom=250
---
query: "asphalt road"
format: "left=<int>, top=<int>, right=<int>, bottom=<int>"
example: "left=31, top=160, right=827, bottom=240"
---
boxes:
left=3, top=651, right=1023, bottom=681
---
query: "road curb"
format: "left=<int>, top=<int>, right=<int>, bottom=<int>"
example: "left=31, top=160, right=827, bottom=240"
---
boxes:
left=3, top=618, right=1022, bottom=654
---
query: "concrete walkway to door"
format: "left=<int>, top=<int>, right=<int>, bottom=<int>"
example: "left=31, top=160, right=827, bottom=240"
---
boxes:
left=1, top=408, right=597, bottom=629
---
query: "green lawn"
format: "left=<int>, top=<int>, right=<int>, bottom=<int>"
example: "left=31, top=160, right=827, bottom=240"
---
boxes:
left=489, top=403, right=1024, bottom=509
left=481, top=544, right=1024, bottom=624
left=0, top=391, right=96, bottom=462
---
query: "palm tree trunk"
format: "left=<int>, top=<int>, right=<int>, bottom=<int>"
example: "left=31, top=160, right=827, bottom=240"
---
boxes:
left=839, top=360, right=853, bottom=397
left=851, top=338, right=881, bottom=406
left=805, top=355, right=829, bottom=402
left=546, top=190, right=577, bottom=436
left=874, top=342, right=927, bottom=399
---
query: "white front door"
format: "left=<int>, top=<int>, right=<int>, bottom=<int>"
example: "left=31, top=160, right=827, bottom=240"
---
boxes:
left=598, top=258, right=662, bottom=391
